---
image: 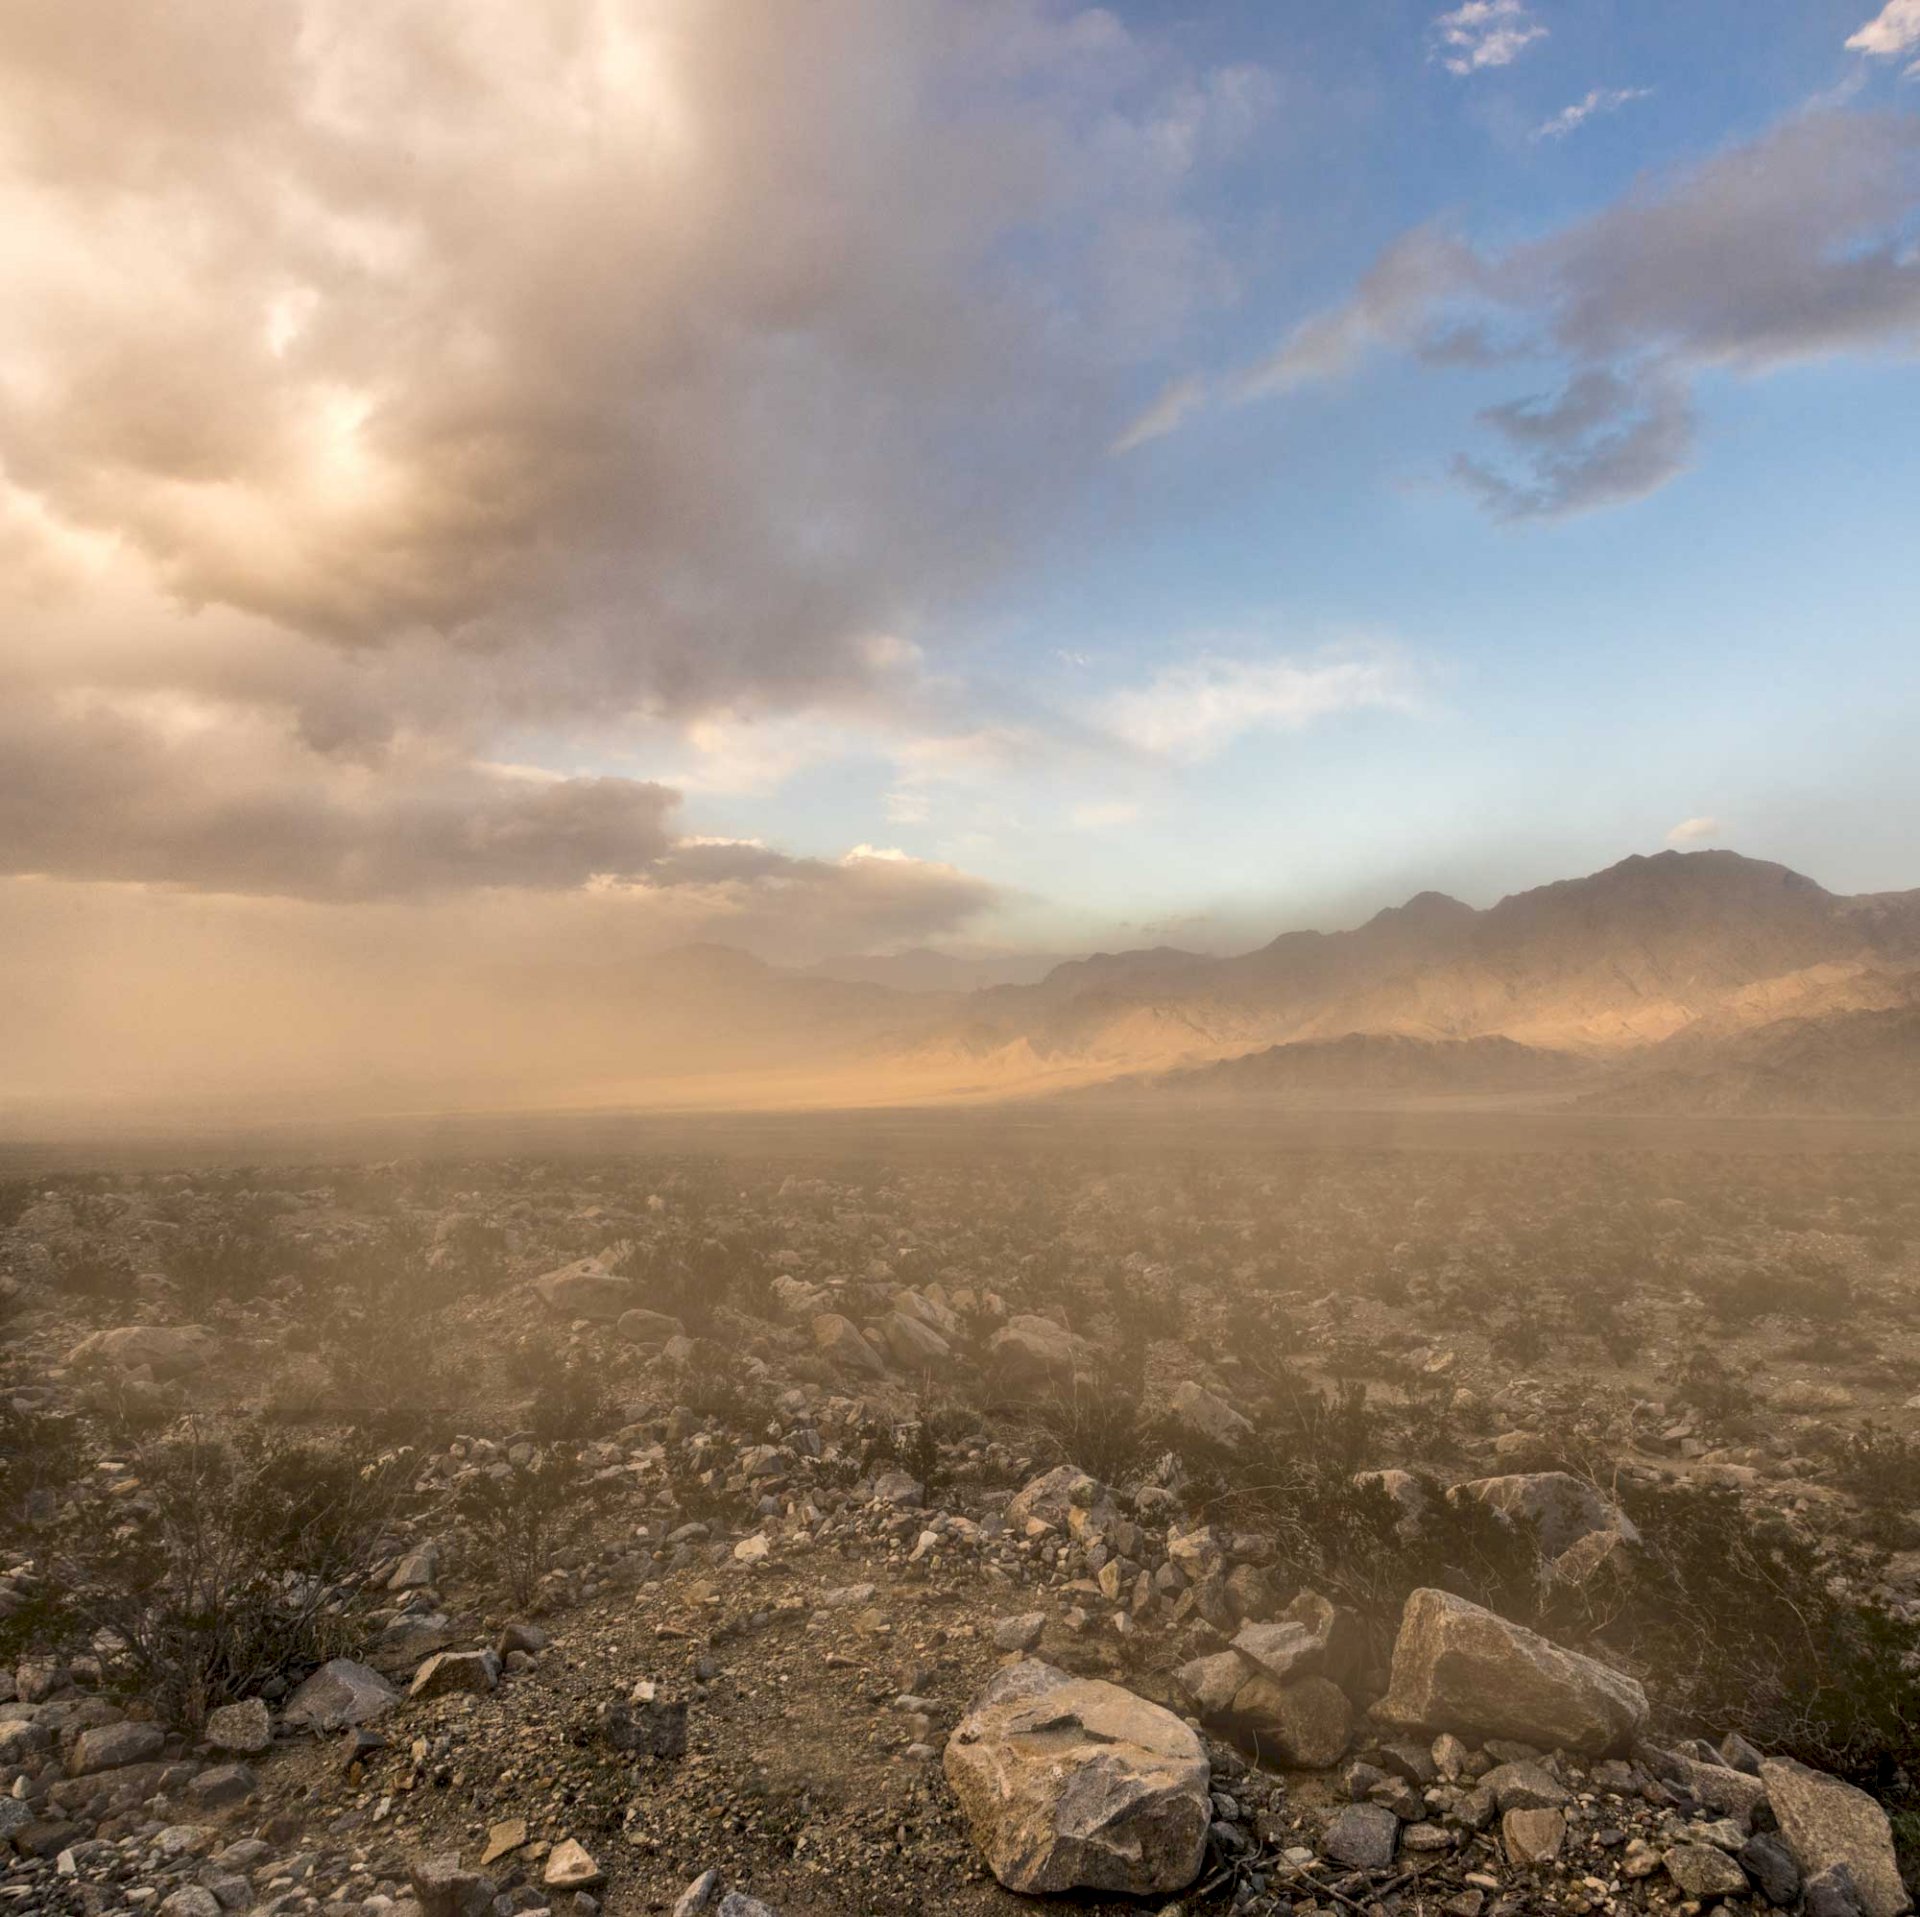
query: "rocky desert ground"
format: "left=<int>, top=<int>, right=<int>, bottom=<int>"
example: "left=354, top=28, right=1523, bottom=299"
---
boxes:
left=2, top=1128, right=1917, bottom=1917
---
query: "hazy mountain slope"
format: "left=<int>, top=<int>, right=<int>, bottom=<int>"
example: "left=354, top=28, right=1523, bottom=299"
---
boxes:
left=915, top=852, right=1920, bottom=1071
left=1083, top=1032, right=1591, bottom=1103
left=1579, top=995, right=1920, bottom=1115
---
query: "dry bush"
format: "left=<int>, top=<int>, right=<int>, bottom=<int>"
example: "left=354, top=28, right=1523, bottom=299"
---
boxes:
left=4, top=1424, right=404, bottom=1731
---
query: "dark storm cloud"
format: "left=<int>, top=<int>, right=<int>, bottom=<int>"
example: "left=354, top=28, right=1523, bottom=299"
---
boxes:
left=1245, top=110, right=1920, bottom=514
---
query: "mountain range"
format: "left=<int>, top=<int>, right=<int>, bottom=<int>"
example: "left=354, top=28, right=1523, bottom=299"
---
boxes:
left=633, top=851, right=1920, bottom=1114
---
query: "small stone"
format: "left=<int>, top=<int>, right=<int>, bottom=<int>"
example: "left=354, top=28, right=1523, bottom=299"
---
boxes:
left=408, top=1649, right=500, bottom=1701
left=1319, top=1803, right=1400, bottom=1871
left=483, top=1818, right=528, bottom=1865
left=544, top=1838, right=605, bottom=1891
left=202, top=1698, right=271, bottom=1754
left=1502, top=1807, right=1567, bottom=1866
left=992, top=1612, right=1047, bottom=1653
left=1665, top=1842, right=1750, bottom=1900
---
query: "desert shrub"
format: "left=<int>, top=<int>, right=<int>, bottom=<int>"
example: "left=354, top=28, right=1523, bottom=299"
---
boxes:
left=1823, top=1423, right=1920, bottom=1527
left=1601, top=1482, right=1920, bottom=1794
left=1025, top=1375, right=1162, bottom=1487
left=505, top=1335, right=614, bottom=1444
left=163, top=1216, right=282, bottom=1318
left=1661, top=1344, right=1754, bottom=1428
left=314, top=1231, right=448, bottom=1427
left=860, top=1397, right=974, bottom=1500
left=664, top=1340, right=773, bottom=1431
left=0, top=1179, right=36, bottom=1230
left=52, top=1242, right=140, bottom=1304
left=3, top=1426, right=402, bottom=1731
left=452, top=1443, right=615, bottom=1610
left=0, top=1401, right=86, bottom=1543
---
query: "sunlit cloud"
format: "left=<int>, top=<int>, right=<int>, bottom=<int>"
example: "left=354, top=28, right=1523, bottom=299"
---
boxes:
left=1665, top=815, right=1722, bottom=846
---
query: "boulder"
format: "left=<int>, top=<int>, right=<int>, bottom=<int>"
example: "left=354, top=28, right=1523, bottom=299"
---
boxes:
left=879, top=1310, right=953, bottom=1372
left=618, top=1307, right=686, bottom=1348
left=944, top=1659, right=1210, bottom=1895
left=1006, top=1465, right=1110, bottom=1532
left=408, top=1649, right=500, bottom=1701
left=1168, top=1381, right=1254, bottom=1450
left=530, top=1257, right=630, bottom=1322
left=672, top=1871, right=782, bottom=1916
left=1450, top=1472, right=1637, bottom=1559
left=202, top=1698, right=271, bottom=1755
left=1227, top=1672, right=1352, bottom=1769
left=65, top=1325, right=214, bottom=1378
left=68, top=1721, right=165, bottom=1775
left=409, top=1854, right=498, bottom=1917
left=1174, top=1651, right=1249, bottom=1720
left=282, top=1659, right=399, bottom=1732
left=1759, top=1757, right=1910, bottom=1917
left=1376, top=1588, right=1647, bottom=1755
left=811, top=1312, right=887, bottom=1377
left=987, top=1316, right=1094, bottom=1395
left=186, top=1763, right=255, bottom=1808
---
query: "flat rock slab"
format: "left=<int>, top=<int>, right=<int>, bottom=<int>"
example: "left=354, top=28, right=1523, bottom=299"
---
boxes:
left=1377, top=1588, right=1648, bottom=1755
left=944, top=1659, right=1210, bottom=1896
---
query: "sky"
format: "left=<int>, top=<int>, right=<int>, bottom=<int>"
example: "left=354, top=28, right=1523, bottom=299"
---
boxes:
left=2, top=0, right=1918, bottom=1113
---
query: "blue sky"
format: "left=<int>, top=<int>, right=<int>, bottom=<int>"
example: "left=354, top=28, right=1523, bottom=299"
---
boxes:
left=635, top=0, right=1920, bottom=948
left=2, top=0, right=1917, bottom=978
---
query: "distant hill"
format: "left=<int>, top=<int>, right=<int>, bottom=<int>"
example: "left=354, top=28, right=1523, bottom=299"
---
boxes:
left=615, top=851, right=1920, bottom=1115
left=1085, top=1032, right=1591, bottom=1103
left=906, top=851, right=1920, bottom=1075
left=1580, top=999, right=1920, bottom=1116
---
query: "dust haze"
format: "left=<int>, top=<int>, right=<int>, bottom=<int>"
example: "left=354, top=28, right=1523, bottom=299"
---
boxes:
left=3, top=5, right=1919, bottom=1917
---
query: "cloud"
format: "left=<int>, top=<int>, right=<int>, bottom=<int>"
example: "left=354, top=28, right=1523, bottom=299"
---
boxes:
left=1094, top=647, right=1419, bottom=760
left=0, top=0, right=1265, bottom=726
left=1245, top=109, right=1920, bottom=513
left=1532, top=87, right=1653, bottom=141
left=1848, top=0, right=1920, bottom=61
left=1430, top=1, right=1547, bottom=75
left=1111, top=374, right=1208, bottom=454
left=1665, top=815, right=1722, bottom=846
left=1070, top=801, right=1142, bottom=829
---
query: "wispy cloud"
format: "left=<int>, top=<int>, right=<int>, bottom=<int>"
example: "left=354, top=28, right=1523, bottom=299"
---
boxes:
left=1532, top=86, right=1653, bottom=141
left=1431, top=0, right=1547, bottom=75
left=1094, top=647, right=1421, bottom=761
left=1111, top=375, right=1208, bottom=455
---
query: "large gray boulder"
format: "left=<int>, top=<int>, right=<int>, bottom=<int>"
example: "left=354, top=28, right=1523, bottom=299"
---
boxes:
left=944, top=1660, right=1211, bottom=1895
left=530, top=1257, right=631, bottom=1322
left=1759, top=1758, right=1910, bottom=1917
left=1376, top=1588, right=1648, bottom=1755
left=282, top=1659, right=399, bottom=1732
